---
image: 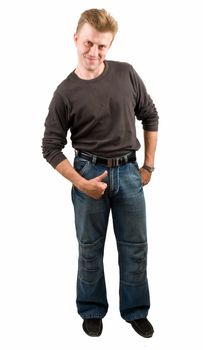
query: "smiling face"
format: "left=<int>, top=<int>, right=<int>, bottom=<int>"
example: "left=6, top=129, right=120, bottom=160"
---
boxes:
left=74, top=23, right=113, bottom=79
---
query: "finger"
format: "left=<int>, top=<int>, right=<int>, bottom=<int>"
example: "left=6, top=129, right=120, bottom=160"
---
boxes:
left=101, top=182, right=108, bottom=190
left=95, top=170, right=108, bottom=182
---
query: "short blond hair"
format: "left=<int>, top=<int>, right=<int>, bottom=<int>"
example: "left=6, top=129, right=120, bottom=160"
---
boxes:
left=76, top=8, right=118, bottom=39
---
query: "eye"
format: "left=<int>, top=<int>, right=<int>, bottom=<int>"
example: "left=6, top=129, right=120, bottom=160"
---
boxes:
left=99, top=45, right=106, bottom=50
left=84, top=41, right=92, bottom=47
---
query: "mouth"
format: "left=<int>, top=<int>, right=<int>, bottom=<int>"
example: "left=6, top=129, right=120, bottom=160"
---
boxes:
left=84, top=55, right=99, bottom=62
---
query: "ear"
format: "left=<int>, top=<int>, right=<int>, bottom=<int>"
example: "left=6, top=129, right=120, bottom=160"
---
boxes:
left=73, top=33, right=78, bottom=45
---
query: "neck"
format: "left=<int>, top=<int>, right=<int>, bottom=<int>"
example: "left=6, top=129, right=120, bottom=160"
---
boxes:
left=75, top=63, right=105, bottom=80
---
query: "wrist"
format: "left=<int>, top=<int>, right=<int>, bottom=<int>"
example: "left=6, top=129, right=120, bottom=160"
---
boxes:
left=143, top=164, right=155, bottom=173
left=76, top=177, right=88, bottom=192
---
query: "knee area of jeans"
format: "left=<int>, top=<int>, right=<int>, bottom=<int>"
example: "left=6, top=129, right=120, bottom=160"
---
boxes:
left=118, top=240, right=148, bottom=284
left=78, top=238, right=105, bottom=283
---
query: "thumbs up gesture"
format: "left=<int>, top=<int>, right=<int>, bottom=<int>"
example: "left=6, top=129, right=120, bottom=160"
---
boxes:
left=79, top=170, right=108, bottom=199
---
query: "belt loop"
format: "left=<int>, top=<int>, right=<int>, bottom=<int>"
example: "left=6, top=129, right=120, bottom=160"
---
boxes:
left=107, top=158, right=113, bottom=167
left=92, top=155, right=97, bottom=165
left=124, top=154, right=128, bottom=164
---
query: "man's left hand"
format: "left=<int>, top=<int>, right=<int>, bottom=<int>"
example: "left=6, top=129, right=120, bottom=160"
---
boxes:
left=139, top=167, right=152, bottom=186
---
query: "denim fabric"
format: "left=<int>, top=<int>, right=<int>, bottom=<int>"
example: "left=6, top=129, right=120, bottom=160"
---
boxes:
left=71, top=155, right=150, bottom=321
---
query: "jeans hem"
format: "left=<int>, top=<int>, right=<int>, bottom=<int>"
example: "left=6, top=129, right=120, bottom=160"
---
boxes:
left=80, top=314, right=106, bottom=319
left=121, top=312, right=149, bottom=322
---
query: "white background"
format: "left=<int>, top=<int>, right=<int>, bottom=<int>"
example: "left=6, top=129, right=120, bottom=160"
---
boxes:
left=0, top=0, right=203, bottom=349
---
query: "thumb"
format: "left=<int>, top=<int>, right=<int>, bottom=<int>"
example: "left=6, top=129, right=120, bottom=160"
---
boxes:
left=96, top=170, right=108, bottom=182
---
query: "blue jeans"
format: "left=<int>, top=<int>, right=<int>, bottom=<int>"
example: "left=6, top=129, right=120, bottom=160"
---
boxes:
left=71, top=154, right=150, bottom=321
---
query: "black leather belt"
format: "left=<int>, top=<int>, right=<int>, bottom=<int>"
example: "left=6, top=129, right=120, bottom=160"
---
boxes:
left=76, top=151, right=136, bottom=168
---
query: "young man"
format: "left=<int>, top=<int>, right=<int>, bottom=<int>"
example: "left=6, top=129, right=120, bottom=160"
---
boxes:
left=42, top=8, right=158, bottom=338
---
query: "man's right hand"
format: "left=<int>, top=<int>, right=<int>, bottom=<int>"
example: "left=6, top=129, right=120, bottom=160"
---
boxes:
left=78, top=171, right=108, bottom=199
left=55, top=159, right=108, bottom=199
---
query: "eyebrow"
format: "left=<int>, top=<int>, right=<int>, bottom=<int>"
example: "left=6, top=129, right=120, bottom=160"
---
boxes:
left=85, top=40, right=107, bottom=48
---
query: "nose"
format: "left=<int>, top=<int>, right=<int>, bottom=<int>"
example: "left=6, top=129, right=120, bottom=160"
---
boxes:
left=89, top=44, right=98, bottom=57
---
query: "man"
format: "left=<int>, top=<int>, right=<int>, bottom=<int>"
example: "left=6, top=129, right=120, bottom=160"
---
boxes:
left=42, top=8, right=158, bottom=338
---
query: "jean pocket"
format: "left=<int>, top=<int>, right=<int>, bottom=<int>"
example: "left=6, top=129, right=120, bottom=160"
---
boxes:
left=74, top=157, right=91, bottom=176
left=133, top=161, right=140, bottom=172
left=131, top=161, right=141, bottom=177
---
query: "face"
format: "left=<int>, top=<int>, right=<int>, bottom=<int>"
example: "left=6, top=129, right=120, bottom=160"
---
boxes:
left=74, top=23, right=113, bottom=75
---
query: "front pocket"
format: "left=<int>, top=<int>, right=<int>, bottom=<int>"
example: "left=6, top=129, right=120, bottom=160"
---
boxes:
left=74, top=157, right=90, bottom=176
left=129, top=162, right=142, bottom=188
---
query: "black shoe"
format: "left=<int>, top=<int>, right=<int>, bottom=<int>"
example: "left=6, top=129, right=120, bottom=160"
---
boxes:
left=128, top=318, right=154, bottom=338
left=82, top=318, right=103, bottom=337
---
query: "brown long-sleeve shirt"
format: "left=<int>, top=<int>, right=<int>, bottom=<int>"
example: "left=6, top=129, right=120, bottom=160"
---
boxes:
left=42, top=60, right=159, bottom=168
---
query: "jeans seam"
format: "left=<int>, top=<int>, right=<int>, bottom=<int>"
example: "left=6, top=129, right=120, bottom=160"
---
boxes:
left=78, top=235, right=105, bottom=247
left=78, top=273, right=104, bottom=285
left=120, top=279, right=147, bottom=286
left=117, top=240, right=147, bottom=246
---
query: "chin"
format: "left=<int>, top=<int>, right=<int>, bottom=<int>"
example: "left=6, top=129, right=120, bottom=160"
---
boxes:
left=85, top=63, right=100, bottom=71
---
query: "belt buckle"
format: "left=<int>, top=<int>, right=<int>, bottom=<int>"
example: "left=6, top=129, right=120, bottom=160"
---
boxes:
left=107, top=157, right=119, bottom=167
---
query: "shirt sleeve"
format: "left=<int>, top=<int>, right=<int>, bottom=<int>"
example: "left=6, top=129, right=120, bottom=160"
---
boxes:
left=42, top=91, right=70, bottom=168
left=130, top=66, right=159, bottom=131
